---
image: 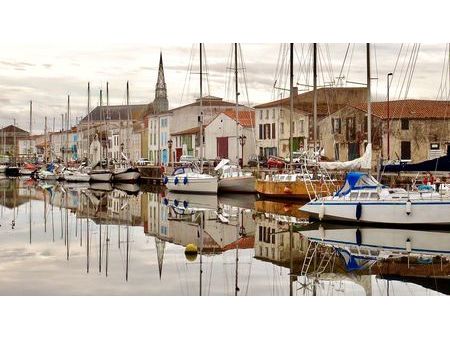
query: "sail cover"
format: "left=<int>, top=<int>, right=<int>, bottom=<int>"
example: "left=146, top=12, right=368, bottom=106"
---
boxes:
left=319, top=143, right=372, bottom=171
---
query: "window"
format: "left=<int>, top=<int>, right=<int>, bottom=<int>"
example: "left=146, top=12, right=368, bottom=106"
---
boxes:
left=334, top=143, right=340, bottom=160
left=264, top=124, right=271, bottom=139
left=401, top=141, right=411, bottom=160
left=299, top=120, right=304, bottom=133
left=280, top=122, right=284, bottom=135
left=332, top=118, right=341, bottom=134
left=346, top=117, right=356, bottom=141
left=349, top=192, right=359, bottom=200
left=272, top=109, right=275, bottom=119
left=430, top=143, right=440, bottom=150
left=292, top=121, right=295, bottom=134
left=259, top=124, right=263, bottom=139
left=401, top=119, right=409, bottom=130
left=359, top=192, right=369, bottom=200
left=259, top=110, right=263, bottom=120
left=369, top=192, right=379, bottom=200
left=364, top=116, right=368, bottom=133
left=265, top=110, right=269, bottom=119
left=272, top=123, right=276, bottom=139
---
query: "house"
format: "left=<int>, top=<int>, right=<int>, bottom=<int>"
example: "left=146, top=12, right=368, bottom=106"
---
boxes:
left=0, top=125, right=29, bottom=162
left=204, top=109, right=256, bottom=165
left=49, top=127, right=78, bottom=162
left=253, top=87, right=367, bottom=158
left=318, top=99, right=450, bottom=166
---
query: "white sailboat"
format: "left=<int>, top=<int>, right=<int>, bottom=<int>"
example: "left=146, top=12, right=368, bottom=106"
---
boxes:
left=164, top=43, right=218, bottom=194
left=112, top=82, right=140, bottom=183
left=217, top=43, right=256, bottom=193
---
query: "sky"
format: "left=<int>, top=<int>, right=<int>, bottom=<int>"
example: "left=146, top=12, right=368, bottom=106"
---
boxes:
left=1, top=43, right=448, bottom=134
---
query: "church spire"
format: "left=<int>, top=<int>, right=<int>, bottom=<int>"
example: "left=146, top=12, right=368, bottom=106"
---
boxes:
left=153, top=52, right=168, bottom=113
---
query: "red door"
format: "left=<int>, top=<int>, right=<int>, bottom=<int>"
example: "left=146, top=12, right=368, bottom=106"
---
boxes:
left=175, top=148, right=182, bottom=162
left=217, top=137, right=229, bottom=159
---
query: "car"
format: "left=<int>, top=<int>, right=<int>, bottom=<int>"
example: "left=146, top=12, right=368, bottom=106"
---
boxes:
left=267, top=156, right=286, bottom=169
left=248, top=155, right=267, bottom=168
left=179, top=155, right=199, bottom=164
left=136, top=158, right=151, bottom=166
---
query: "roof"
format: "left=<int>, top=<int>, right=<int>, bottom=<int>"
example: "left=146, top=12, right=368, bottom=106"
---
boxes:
left=254, top=87, right=367, bottom=114
left=171, top=126, right=201, bottom=136
left=220, top=109, right=255, bottom=127
left=353, top=99, right=450, bottom=120
left=80, top=104, right=151, bottom=123
left=223, top=236, right=255, bottom=251
left=168, top=96, right=249, bottom=112
left=0, top=125, right=29, bottom=134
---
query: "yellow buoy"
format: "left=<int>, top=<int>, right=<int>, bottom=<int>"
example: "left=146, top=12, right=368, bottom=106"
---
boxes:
left=185, top=243, right=198, bottom=262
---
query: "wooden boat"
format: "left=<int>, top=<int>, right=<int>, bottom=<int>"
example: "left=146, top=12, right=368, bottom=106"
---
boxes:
left=112, top=166, right=140, bottom=182
left=256, top=173, right=338, bottom=200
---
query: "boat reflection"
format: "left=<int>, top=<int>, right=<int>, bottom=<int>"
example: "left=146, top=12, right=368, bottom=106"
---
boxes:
left=1, top=178, right=450, bottom=295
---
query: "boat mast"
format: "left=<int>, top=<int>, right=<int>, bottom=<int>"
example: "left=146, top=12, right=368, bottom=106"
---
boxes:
left=99, top=89, right=103, bottom=163
left=126, top=81, right=130, bottom=163
left=87, top=82, right=91, bottom=164
left=199, top=43, right=204, bottom=170
left=366, top=43, right=372, bottom=146
left=106, top=82, right=110, bottom=167
left=289, top=43, right=294, bottom=168
left=313, top=43, right=318, bottom=153
left=66, top=95, right=70, bottom=165
left=29, top=100, right=32, bottom=162
left=235, top=43, right=240, bottom=166
left=44, top=117, right=47, bottom=163
left=13, top=118, right=16, bottom=166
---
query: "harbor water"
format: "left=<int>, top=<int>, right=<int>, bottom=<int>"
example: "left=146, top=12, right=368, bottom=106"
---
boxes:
left=0, top=177, right=449, bottom=296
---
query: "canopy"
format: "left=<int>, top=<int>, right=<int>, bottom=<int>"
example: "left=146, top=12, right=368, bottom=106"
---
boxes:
left=335, top=172, right=380, bottom=196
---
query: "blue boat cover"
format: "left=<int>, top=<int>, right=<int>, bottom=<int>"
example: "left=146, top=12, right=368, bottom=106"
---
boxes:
left=335, top=172, right=380, bottom=196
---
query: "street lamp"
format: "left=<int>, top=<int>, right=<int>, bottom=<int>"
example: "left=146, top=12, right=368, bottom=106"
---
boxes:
left=168, top=139, right=173, bottom=167
left=239, top=135, right=247, bottom=167
left=387, top=72, right=393, bottom=160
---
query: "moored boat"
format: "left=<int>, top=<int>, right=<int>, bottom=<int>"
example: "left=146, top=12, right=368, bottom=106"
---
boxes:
left=164, top=166, right=218, bottom=194
left=216, top=159, right=256, bottom=193
left=112, top=166, right=140, bottom=182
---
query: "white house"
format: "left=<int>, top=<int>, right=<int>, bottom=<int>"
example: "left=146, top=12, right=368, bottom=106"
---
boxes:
left=204, top=109, right=256, bottom=165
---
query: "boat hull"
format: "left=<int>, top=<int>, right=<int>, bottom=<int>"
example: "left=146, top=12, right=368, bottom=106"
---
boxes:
left=301, top=200, right=450, bottom=225
left=64, top=173, right=90, bottom=182
left=112, top=169, right=140, bottom=182
left=218, top=175, right=256, bottom=193
left=256, top=179, right=335, bottom=200
left=5, top=167, right=20, bottom=176
left=166, top=176, right=218, bottom=194
left=19, top=169, right=36, bottom=176
left=90, top=171, right=112, bottom=182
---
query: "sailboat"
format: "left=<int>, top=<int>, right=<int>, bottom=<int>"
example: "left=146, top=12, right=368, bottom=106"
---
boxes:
left=217, top=44, right=256, bottom=193
left=164, top=43, right=218, bottom=194
left=255, top=43, right=338, bottom=200
left=112, top=82, right=140, bottom=183
left=300, top=44, right=450, bottom=226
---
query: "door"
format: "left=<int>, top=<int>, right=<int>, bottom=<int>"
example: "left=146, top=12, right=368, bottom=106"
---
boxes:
left=217, top=137, right=228, bottom=159
left=447, top=144, right=450, bottom=156
left=401, top=141, right=411, bottom=160
left=348, top=143, right=360, bottom=160
left=162, top=149, right=168, bottom=164
left=175, top=148, right=182, bottom=162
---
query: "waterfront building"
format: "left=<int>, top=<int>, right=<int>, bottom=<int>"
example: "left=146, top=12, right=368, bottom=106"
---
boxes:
left=49, top=127, right=78, bottom=162
left=204, top=109, right=256, bottom=165
left=318, top=99, right=450, bottom=166
left=254, top=87, right=367, bottom=158
left=0, top=125, right=29, bottom=162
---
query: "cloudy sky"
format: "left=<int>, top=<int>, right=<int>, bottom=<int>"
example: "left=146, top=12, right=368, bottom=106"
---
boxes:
left=0, top=1, right=448, bottom=134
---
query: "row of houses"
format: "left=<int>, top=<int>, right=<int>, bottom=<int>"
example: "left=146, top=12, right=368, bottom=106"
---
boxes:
left=1, top=53, right=448, bottom=167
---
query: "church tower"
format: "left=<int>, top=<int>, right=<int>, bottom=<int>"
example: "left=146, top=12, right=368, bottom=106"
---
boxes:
left=153, top=52, right=169, bottom=113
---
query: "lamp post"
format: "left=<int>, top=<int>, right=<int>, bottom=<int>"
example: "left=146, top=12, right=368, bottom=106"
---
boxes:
left=168, top=139, right=173, bottom=168
left=239, top=135, right=246, bottom=167
left=387, top=72, right=393, bottom=160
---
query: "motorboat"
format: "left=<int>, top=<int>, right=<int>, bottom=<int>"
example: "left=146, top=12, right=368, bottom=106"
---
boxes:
left=112, top=166, right=140, bottom=182
left=19, top=162, right=38, bottom=176
left=89, top=162, right=112, bottom=182
left=63, top=168, right=90, bottom=182
left=37, top=163, right=61, bottom=180
left=5, top=166, right=20, bottom=177
left=163, top=165, right=218, bottom=194
left=215, top=159, right=256, bottom=193
left=300, top=172, right=450, bottom=225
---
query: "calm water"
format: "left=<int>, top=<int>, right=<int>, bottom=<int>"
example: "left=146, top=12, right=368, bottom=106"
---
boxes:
left=0, top=177, right=448, bottom=296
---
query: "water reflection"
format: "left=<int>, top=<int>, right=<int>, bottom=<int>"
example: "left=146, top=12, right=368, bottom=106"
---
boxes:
left=0, top=177, right=449, bottom=296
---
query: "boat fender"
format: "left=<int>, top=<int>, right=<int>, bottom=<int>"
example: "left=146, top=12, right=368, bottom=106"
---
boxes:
left=355, top=202, right=362, bottom=221
left=319, top=203, right=325, bottom=220
left=406, top=238, right=412, bottom=253
left=163, top=198, right=169, bottom=206
left=406, top=200, right=412, bottom=215
left=183, top=176, right=188, bottom=185
left=163, top=176, right=168, bottom=185
left=356, top=228, right=362, bottom=246
left=174, top=199, right=179, bottom=207
left=174, top=177, right=179, bottom=185
left=183, top=200, right=189, bottom=208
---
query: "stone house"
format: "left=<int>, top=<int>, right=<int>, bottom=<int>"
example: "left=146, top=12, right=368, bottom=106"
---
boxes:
left=318, top=99, right=450, bottom=166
